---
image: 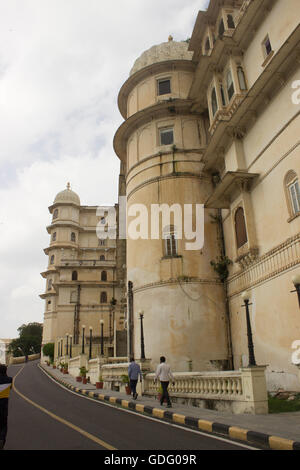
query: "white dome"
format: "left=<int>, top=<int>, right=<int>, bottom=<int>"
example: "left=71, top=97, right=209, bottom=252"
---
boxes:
left=54, top=183, right=80, bottom=206
left=130, top=37, right=193, bottom=76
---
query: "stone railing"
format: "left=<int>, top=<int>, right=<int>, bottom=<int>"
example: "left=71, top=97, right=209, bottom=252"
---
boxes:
left=144, top=366, right=268, bottom=415
left=10, top=353, right=40, bottom=365
left=101, top=362, right=130, bottom=391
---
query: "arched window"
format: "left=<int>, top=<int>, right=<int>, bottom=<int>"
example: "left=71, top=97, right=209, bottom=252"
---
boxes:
left=226, top=69, right=235, bottom=101
left=235, top=207, right=248, bottom=249
left=211, top=88, right=218, bottom=117
left=220, top=84, right=226, bottom=106
left=50, top=255, right=55, bottom=265
left=52, top=232, right=56, bottom=242
left=218, top=19, right=225, bottom=37
left=101, top=271, right=107, bottom=281
left=71, top=232, right=76, bottom=242
left=100, top=292, right=107, bottom=304
left=163, top=225, right=178, bottom=257
left=285, top=171, right=300, bottom=216
left=237, top=66, right=247, bottom=91
left=72, top=271, right=78, bottom=281
left=53, top=209, right=58, bottom=219
left=204, top=37, right=210, bottom=54
left=227, top=14, right=235, bottom=29
left=100, top=255, right=105, bottom=261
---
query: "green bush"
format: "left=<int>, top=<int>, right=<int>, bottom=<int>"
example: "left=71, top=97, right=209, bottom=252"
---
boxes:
left=43, top=343, right=55, bottom=362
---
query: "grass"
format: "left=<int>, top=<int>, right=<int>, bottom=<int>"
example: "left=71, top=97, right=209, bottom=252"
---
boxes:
left=268, top=394, right=300, bottom=413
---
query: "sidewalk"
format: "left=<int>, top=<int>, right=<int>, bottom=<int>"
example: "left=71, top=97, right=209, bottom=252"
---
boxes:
left=40, top=364, right=300, bottom=450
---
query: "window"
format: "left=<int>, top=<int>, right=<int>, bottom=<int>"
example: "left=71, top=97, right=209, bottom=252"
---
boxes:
left=218, top=19, right=225, bottom=37
left=100, top=292, right=107, bottom=304
left=211, top=88, right=218, bottom=117
left=163, top=225, right=178, bottom=257
left=235, top=207, right=248, bottom=249
left=70, top=291, right=78, bottom=303
left=72, top=271, right=78, bottom=281
left=285, top=171, right=300, bottom=215
left=227, top=14, right=235, bottom=29
left=226, top=69, right=235, bottom=101
left=53, top=209, right=58, bottom=219
left=101, top=271, right=107, bottom=281
left=48, top=279, right=53, bottom=290
left=71, top=232, right=76, bottom=242
left=158, top=79, right=171, bottom=96
left=237, top=66, right=247, bottom=91
left=100, top=255, right=105, bottom=261
left=220, top=84, right=226, bottom=106
left=204, top=37, right=210, bottom=54
left=98, top=239, right=106, bottom=246
left=50, top=255, right=55, bottom=265
left=159, top=128, right=174, bottom=146
left=262, top=35, right=272, bottom=58
left=47, top=300, right=51, bottom=311
left=52, top=232, right=56, bottom=241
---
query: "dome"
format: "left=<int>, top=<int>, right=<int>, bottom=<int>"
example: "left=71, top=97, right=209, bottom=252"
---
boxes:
left=130, top=36, right=193, bottom=76
left=53, top=183, right=80, bottom=206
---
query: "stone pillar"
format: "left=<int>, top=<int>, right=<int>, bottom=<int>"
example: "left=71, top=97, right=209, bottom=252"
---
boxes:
left=136, top=359, right=152, bottom=395
left=240, top=365, right=268, bottom=414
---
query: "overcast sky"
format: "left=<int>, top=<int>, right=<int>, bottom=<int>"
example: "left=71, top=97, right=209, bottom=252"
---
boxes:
left=0, top=0, right=208, bottom=339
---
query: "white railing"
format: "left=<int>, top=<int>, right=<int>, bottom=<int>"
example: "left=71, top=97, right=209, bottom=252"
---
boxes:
left=144, top=371, right=243, bottom=401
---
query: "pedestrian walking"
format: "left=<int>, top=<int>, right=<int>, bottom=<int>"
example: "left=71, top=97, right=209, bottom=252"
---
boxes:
left=128, top=357, right=142, bottom=400
left=0, top=364, right=13, bottom=450
left=154, top=356, right=175, bottom=408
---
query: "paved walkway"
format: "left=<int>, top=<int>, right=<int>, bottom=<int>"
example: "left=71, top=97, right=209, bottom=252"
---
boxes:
left=40, top=364, right=300, bottom=450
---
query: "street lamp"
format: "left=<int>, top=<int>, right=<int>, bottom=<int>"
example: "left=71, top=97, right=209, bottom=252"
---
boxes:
left=69, top=335, right=73, bottom=359
left=89, top=327, right=93, bottom=360
left=100, top=320, right=104, bottom=356
left=65, top=334, right=69, bottom=356
left=241, top=291, right=257, bottom=367
left=291, top=271, right=300, bottom=307
left=82, top=325, right=86, bottom=355
left=139, top=310, right=145, bottom=360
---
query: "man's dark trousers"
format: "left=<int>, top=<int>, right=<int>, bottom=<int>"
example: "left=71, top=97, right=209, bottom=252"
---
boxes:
left=0, top=399, right=9, bottom=446
left=130, top=379, right=138, bottom=397
left=160, top=381, right=171, bottom=406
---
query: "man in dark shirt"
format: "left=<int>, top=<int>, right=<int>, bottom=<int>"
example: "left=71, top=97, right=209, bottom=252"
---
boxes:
left=128, top=357, right=142, bottom=400
left=0, top=364, right=13, bottom=450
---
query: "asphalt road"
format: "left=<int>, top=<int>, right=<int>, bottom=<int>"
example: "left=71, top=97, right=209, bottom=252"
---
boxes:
left=4, top=361, right=258, bottom=451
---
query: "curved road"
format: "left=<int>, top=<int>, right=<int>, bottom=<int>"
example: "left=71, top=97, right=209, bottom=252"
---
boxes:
left=4, top=361, right=258, bottom=451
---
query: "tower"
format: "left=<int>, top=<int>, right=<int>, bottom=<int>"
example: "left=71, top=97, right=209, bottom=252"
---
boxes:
left=114, top=37, right=230, bottom=371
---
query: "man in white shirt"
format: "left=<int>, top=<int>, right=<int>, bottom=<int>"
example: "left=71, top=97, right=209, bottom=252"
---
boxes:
left=154, top=356, right=175, bottom=408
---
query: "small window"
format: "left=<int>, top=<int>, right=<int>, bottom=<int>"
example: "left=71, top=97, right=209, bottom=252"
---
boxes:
left=288, top=180, right=300, bottom=215
left=163, top=225, right=178, bottom=257
left=53, top=209, right=58, bottom=219
left=158, top=79, right=171, bottom=96
left=204, top=37, right=210, bottom=54
left=48, top=279, right=53, bottom=290
left=218, top=19, right=225, bottom=37
left=100, top=292, right=107, bottom=304
left=220, top=84, right=226, bottom=106
left=52, top=232, right=57, bottom=241
left=235, top=207, right=248, bottom=249
left=72, top=271, right=78, bottom=281
left=211, top=88, right=218, bottom=116
left=50, top=255, right=55, bottom=265
left=159, top=128, right=174, bottom=146
left=101, top=271, right=107, bottom=281
left=226, top=69, right=235, bottom=101
left=263, top=35, right=272, bottom=58
left=98, top=239, right=106, bottom=246
left=47, top=300, right=51, bottom=310
left=71, top=232, right=76, bottom=242
left=227, top=14, right=235, bottom=29
left=237, top=66, right=247, bottom=91
left=100, top=255, right=105, bottom=261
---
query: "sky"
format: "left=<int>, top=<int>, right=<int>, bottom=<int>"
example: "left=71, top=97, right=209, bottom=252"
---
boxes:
left=0, top=0, right=208, bottom=339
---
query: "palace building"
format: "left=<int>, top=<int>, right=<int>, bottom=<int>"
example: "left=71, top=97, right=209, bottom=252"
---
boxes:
left=113, top=0, right=300, bottom=390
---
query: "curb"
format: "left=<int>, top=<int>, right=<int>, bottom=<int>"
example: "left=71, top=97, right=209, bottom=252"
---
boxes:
left=40, top=366, right=300, bottom=451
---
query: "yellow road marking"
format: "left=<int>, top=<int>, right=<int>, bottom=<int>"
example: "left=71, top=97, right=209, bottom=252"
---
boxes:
left=12, top=366, right=117, bottom=450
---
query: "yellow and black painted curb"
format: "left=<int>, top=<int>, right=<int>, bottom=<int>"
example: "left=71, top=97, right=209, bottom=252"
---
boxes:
left=40, top=366, right=300, bottom=451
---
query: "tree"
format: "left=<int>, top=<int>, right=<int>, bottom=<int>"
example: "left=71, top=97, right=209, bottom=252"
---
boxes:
left=8, top=322, right=43, bottom=357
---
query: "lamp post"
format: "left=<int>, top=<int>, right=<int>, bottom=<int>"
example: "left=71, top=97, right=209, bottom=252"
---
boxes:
left=139, top=310, right=145, bottom=360
left=241, top=291, right=256, bottom=367
left=100, top=320, right=104, bottom=356
left=69, top=335, right=72, bottom=359
left=291, top=272, right=300, bottom=307
left=89, top=327, right=93, bottom=360
left=66, top=334, right=69, bottom=356
left=82, top=325, right=86, bottom=355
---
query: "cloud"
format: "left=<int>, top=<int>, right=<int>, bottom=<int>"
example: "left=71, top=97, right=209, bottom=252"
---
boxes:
left=0, top=0, right=208, bottom=337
